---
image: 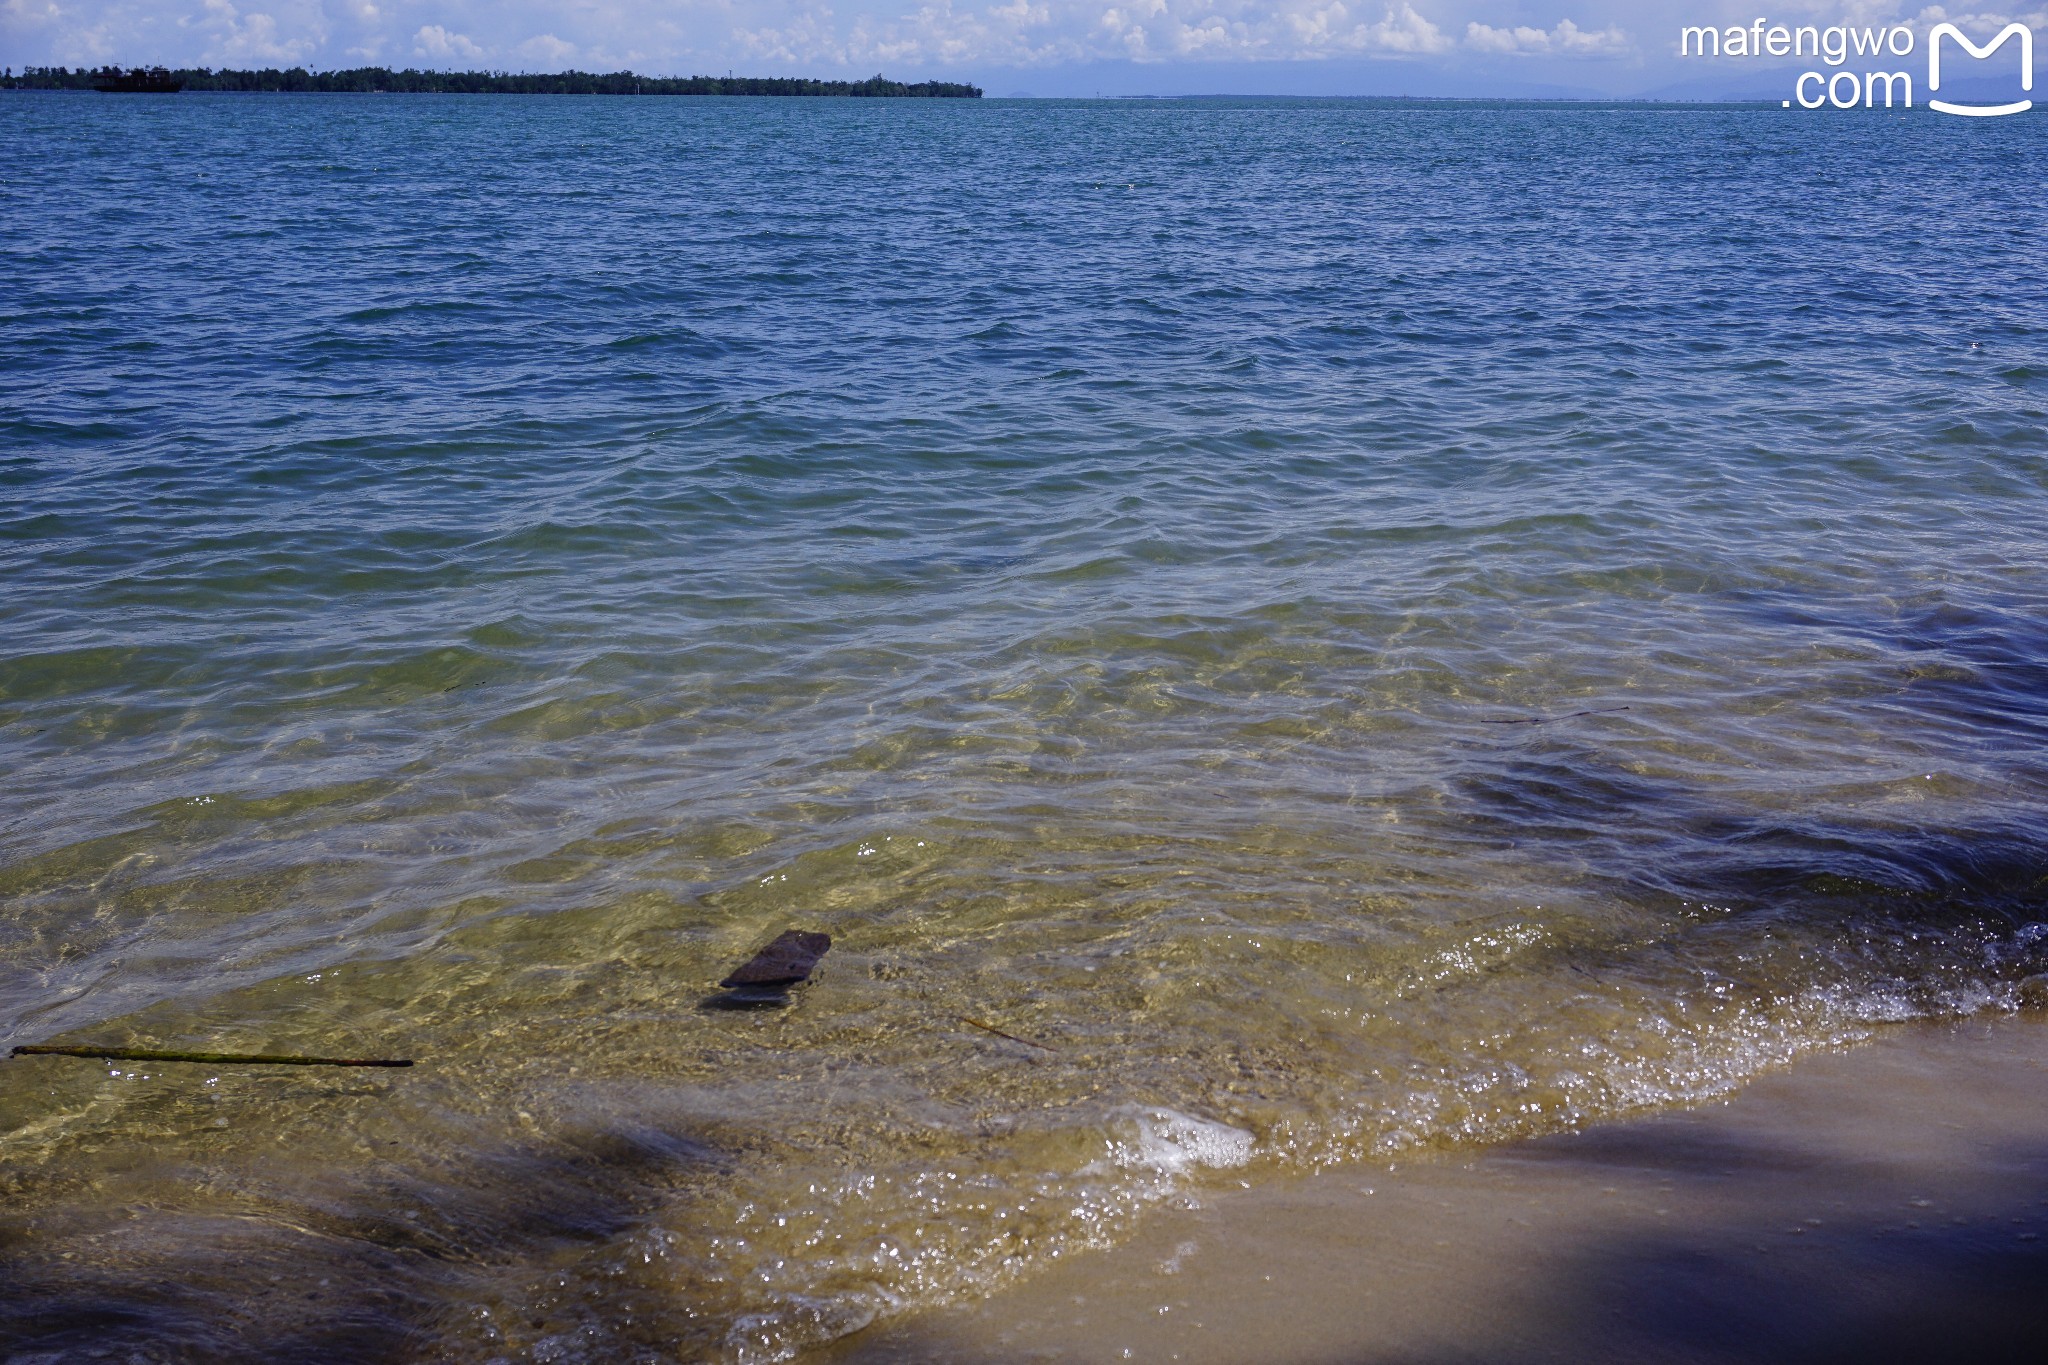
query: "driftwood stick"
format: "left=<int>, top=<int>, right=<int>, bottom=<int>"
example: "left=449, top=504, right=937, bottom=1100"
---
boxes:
left=958, top=1017, right=1056, bottom=1053
left=1479, top=705, right=1632, bottom=726
left=11, top=1045, right=414, bottom=1068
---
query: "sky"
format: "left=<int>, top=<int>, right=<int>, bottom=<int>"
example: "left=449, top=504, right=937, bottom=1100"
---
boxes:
left=3, top=1, right=2043, bottom=97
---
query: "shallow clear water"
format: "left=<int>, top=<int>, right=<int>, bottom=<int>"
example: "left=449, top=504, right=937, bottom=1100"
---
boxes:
left=2, top=92, right=2046, bottom=1361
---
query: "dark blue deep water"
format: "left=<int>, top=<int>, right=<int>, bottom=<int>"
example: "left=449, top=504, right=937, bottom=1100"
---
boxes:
left=3, top=92, right=2046, bottom=1361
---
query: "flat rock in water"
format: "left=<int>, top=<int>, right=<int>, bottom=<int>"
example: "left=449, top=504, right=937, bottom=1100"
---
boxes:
left=720, top=930, right=831, bottom=989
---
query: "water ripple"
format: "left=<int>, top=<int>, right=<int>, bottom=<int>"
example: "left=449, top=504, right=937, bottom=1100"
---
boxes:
left=2, top=93, right=2047, bottom=1361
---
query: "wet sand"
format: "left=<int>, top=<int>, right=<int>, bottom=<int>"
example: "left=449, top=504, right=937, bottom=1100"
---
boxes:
left=829, top=1015, right=2048, bottom=1364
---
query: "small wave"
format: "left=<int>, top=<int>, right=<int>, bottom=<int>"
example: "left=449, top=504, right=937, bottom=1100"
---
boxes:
left=1110, top=1107, right=1255, bottom=1176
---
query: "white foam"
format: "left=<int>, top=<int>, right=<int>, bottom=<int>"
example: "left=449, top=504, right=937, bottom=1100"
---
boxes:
left=1113, top=1107, right=1254, bottom=1176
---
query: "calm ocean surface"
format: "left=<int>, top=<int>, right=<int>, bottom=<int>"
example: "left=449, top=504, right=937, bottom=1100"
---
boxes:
left=3, top=91, right=2046, bottom=1361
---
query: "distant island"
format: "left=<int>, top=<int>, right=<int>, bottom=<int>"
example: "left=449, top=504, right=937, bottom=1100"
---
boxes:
left=2, top=67, right=982, bottom=98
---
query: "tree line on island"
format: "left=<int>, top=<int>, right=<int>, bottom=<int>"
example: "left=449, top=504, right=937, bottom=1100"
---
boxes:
left=2, top=67, right=983, bottom=97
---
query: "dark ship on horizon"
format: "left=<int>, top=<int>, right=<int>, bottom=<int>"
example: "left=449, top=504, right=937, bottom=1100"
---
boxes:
left=92, top=67, right=183, bottom=94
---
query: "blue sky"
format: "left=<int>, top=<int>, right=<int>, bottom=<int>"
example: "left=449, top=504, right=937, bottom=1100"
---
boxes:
left=3, top=2, right=2042, bottom=96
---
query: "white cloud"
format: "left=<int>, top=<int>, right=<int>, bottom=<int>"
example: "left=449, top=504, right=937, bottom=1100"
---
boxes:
left=517, top=33, right=579, bottom=68
left=13, top=2, right=1934, bottom=85
left=3, top=0, right=66, bottom=33
left=1914, top=5, right=2048, bottom=28
left=736, top=1, right=1459, bottom=68
left=1466, top=17, right=1630, bottom=55
left=1363, top=3, right=1452, bottom=52
left=1466, top=21, right=1548, bottom=51
left=413, top=23, right=484, bottom=64
left=187, top=0, right=324, bottom=64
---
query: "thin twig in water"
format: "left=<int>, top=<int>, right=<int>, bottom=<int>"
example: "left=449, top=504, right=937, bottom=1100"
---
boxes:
left=1479, top=705, right=1632, bottom=726
left=958, top=1017, right=1056, bottom=1053
left=12, top=1045, right=414, bottom=1068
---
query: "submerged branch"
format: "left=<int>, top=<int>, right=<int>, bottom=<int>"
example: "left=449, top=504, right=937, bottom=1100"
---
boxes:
left=1479, top=705, right=1632, bottom=726
left=958, top=1017, right=1057, bottom=1052
left=12, top=1045, right=414, bottom=1068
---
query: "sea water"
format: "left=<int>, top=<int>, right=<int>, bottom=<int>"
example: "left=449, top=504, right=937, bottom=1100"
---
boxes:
left=2, top=92, right=2045, bottom=1361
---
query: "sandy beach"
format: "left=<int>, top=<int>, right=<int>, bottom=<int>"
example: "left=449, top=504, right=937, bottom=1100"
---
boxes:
left=830, top=1014, right=2048, bottom=1363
